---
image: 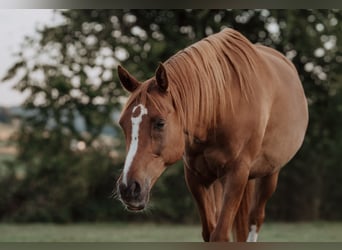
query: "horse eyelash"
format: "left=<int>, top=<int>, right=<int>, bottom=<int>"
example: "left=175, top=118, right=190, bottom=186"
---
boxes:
left=153, top=119, right=166, bottom=130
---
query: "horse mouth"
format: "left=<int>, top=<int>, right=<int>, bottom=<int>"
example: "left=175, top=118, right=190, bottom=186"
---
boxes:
left=126, top=203, right=145, bottom=212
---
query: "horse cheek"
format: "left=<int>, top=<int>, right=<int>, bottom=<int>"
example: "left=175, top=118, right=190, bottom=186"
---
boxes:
left=164, top=128, right=185, bottom=165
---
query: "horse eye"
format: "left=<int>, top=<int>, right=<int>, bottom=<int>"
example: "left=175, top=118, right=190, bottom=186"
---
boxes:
left=153, top=119, right=165, bottom=130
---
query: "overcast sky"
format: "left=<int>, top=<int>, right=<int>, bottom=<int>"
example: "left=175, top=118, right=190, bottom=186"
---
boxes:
left=0, top=9, right=64, bottom=107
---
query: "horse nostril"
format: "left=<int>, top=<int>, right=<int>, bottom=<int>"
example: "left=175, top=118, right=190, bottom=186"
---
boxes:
left=129, top=181, right=141, bottom=199
left=118, top=182, right=127, bottom=196
left=119, top=180, right=141, bottom=200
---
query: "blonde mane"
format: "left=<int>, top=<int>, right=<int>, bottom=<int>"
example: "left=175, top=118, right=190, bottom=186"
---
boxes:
left=122, top=28, right=266, bottom=135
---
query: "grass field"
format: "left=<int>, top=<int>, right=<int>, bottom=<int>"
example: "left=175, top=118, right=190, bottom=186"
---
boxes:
left=0, top=222, right=341, bottom=242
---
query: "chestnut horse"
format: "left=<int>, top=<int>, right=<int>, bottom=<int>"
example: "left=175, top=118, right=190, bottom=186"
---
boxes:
left=116, top=28, right=308, bottom=242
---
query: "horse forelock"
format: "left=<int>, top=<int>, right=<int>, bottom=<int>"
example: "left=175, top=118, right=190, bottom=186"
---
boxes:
left=120, top=80, right=168, bottom=121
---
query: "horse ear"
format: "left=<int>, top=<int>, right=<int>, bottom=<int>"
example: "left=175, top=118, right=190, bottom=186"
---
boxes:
left=155, top=63, right=168, bottom=92
left=117, top=65, right=140, bottom=92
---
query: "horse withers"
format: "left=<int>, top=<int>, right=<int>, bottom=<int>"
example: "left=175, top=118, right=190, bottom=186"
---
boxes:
left=116, top=28, right=308, bottom=242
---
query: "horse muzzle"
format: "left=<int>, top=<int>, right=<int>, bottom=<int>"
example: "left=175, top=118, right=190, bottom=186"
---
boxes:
left=117, top=179, right=149, bottom=212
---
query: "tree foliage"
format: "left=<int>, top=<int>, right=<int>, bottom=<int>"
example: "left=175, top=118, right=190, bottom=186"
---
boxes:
left=1, top=9, right=341, bottom=222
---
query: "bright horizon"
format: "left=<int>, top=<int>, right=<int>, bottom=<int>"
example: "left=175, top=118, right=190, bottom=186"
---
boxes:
left=0, top=9, right=64, bottom=107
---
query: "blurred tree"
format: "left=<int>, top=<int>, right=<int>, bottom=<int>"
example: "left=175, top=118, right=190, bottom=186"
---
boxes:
left=0, top=9, right=341, bottom=222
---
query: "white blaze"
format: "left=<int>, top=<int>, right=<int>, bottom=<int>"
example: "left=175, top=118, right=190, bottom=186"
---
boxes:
left=246, top=224, right=258, bottom=242
left=122, top=104, right=148, bottom=185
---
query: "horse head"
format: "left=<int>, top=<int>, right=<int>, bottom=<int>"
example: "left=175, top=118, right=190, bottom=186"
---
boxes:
left=116, top=63, right=185, bottom=211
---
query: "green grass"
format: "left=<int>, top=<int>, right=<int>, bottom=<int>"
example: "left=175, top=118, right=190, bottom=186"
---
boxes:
left=0, top=222, right=341, bottom=242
